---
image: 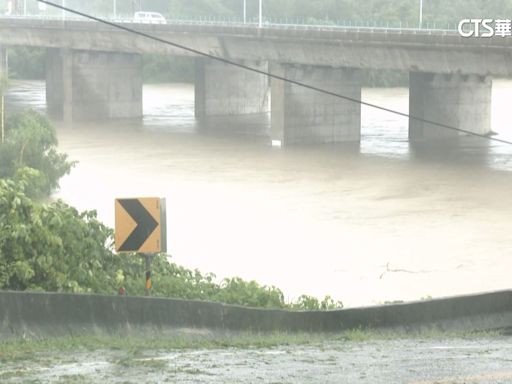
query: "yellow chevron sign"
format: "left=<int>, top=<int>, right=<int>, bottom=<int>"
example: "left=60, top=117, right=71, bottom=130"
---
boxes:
left=115, top=197, right=167, bottom=253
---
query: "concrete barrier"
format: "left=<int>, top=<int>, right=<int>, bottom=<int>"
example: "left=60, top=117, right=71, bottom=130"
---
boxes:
left=1, top=290, right=512, bottom=340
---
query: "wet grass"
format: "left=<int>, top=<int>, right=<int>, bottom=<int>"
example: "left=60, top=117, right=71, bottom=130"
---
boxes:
left=114, top=353, right=168, bottom=369
left=0, top=328, right=503, bottom=364
left=0, top=330, right=509, bottom=384
left=339, top=327, right=503, bottom=342
left=0, top=369, right=31, bottom=380
left=0, top=332, right=325, bottom=362
left=54, top=374, right=88, bottom=384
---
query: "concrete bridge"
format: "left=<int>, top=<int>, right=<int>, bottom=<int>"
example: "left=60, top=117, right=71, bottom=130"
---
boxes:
left=2, top=17, right=512, bottom=144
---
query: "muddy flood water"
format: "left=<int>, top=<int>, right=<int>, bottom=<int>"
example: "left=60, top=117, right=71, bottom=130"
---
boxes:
left=5, top=80, right=512, bottom=307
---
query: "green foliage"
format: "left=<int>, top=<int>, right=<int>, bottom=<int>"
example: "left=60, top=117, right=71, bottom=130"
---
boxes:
left=215, top=278, right=285, bottom=308
left=124, top=259, right=289, bottom=308
left=0, top=170, right=119, bottom=292
left=7, top=47, right=45, bottom=80
left=362, top=69, right=408, bottom=88
left=0, top=110, right=74, bottom=197
left=291, top=294, right=343, bottom=310
left=261, top=0, right=512, bottom=26
left=0, top=174, right=342, bottom=309
left=167, top=0, right=235, bottom=18
left=143, top=55, right=195, bottom=83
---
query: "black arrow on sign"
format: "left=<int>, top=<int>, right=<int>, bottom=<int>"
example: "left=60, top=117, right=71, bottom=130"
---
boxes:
left=118, top=199, right=158, bottom=252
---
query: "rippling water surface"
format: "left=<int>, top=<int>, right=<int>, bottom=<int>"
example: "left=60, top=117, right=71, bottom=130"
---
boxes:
left=6, top=80, right=512, bottom=307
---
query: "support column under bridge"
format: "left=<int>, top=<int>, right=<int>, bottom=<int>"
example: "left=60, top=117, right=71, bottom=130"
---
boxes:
left=409, top=72, right=492, bottom=140
left=46, top=48, right=143, bottom=121
left=270, top=64, right=362, bottom=146
left=194, top=58, right=270, bottom=119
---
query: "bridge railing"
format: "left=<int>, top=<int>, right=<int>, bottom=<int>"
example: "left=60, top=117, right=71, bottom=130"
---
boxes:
left=0, top=13, right=459, bottom=34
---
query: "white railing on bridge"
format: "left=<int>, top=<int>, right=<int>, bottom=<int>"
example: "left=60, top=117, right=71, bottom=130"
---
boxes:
left=0, top=13, right=459, bottom=34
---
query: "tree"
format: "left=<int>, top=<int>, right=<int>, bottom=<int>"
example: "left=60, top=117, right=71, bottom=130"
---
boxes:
left=0, top=168, right=122, bottom=292
left=291, top=294, right=343, bottom=310
left=7, top=47, right=45, bottom=80
left=0, top=110, right=74, bottom=197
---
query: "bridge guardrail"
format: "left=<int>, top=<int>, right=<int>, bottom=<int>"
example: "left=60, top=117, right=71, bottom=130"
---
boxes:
left=3, top=15, right=511, bottom=49
left=0, top=14, right=459, bottom=35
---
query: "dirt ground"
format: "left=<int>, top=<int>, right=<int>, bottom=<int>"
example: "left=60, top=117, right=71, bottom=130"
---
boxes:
left=2, top=335, right=512, bottom=383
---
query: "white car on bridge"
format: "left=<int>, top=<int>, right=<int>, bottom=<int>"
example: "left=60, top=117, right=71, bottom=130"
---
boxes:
left=133, top=12, right=167, bottom=24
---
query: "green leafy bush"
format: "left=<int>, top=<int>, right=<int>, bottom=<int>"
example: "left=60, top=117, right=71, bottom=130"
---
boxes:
left=0, top=110, right=74, bottom=197
left=143, top=55, right=195, bottom=83
left=0, top=172, right=343, bottom=309
left=291, top=294, right=344, bottom=310
left=7, top=47, right=46, bottom=80
left=0, top=169, right=118, bottom=292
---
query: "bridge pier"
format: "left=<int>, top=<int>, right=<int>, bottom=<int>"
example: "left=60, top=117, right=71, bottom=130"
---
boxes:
left=46, top=48, right=143, bottom=121
left=194, top=58, right=270, bottom=119
left=409, top=72, right=492, bottom=140
left=270, top=64, right=361, bottom=146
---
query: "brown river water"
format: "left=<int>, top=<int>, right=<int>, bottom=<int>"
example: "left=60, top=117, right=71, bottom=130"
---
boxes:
left=5, top=80, right=512, bottom=307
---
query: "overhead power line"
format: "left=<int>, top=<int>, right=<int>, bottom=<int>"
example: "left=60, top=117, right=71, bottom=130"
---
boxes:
left=36, top=0, right=512, bottom=146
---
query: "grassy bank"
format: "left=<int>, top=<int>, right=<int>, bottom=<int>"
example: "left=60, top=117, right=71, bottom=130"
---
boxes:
left=0, top=328, right=502, bottom=363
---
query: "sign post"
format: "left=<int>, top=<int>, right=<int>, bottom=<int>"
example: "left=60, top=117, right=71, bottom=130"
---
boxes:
left=144, top=253, right=152, bottom=296
left=115, top=197, right=167, bottom=296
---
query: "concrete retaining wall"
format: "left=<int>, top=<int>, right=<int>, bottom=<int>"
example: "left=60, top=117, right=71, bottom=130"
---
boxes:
left=1, top=290, right=512, bottom=340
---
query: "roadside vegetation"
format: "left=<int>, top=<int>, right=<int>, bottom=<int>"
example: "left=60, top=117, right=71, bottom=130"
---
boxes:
left=0, top=329, right=505, bottom=383
left=4, top=47, right=45, bottom=80
left=0, top=110, right=342, bottom=310
left=0, top=328, right=503, bottom=362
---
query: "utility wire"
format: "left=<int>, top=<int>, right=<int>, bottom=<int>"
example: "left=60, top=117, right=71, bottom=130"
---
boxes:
left=37, top=0, right=512, bottom=146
